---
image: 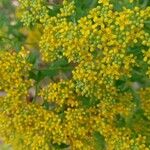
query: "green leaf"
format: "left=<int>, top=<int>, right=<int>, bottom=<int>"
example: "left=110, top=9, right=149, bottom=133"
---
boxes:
left=49, top=58, right=68, bottom=68
left=111, top=0, right=136, bottom=11
left=48, top=4, right=61, bottom=16
left=74, top=0, right=98, bottom=20
left=53, top=143, right=70, bottom=149
left=29, top=71, right=38, bottom=81
left=131, top=89, right=141, bottom=107
left=42, top=101, right=56, bottom=110
left=29, top=58, right=73, bottom=82
left=27, top=51, right=39, bottom=65
left=127, top=44, right=143, bottom=58
left=130, top=66, right=149, bottom=86
left=115, top=114, right=126, bottom=128
left=144, top=20, right=150, bottom=33
left=115, top=79, right=130, bottom=92
left=93, top=131, right=106, bottom=150
left=78, top=96, right=99, bottom=108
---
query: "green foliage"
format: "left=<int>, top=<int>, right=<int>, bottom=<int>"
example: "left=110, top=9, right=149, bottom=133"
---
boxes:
left=0, top=0, right=25, bottom=51
left=48, top=4, right=62, bottom=16
left=93, top=131, right=106, bottom=150
left=29, top=58, right=73, bottom=82
left=52, top=143, right=70, bottom=149
left=111, top=0, right=149, bottom=11
left=78, top=96, right=99, bottom=108
left=73, top=0, right=98, bottom=20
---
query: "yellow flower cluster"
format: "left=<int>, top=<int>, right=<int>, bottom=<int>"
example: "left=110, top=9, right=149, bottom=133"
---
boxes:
left=0, top=97, right=64, bottom=150
left=1, top=84, right=150, bottom=149
left=143, top=48, right=150, bottom=77
left=59, top=0, right=75, bottom=17
left=39, top=1, right=150, bottom=101
left=140, top=88, right=150, bottom=120
left=0, top=0, right=150, bottom=149
left=87, top=92, right=150, bottom=150
left=18, top=0, right=49, bottom=26
left=0, top=48, right=33, bottom=95
left=38, top=79, right=150, bottom=149
left=39, top=80, right=79, bottom=110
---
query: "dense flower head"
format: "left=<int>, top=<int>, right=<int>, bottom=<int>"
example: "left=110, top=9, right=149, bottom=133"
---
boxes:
left=143, top=48, right=150, bottom=77
left=18, top=0, right=49, bottom=26
left=140, top=88, right=150, bottom=120
left=0, top=0, right=150, bottom=149
left=0, top=97, right=64, bottom=150
left=0, top=48, right=33, bottom=94
left=39, top=80, right=79, bottom=110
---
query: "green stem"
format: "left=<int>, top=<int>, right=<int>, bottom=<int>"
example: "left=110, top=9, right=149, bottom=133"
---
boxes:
left=89, top=0, right=98, bottom=9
